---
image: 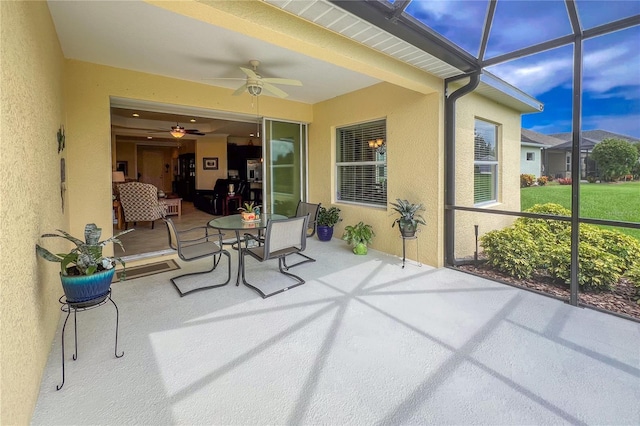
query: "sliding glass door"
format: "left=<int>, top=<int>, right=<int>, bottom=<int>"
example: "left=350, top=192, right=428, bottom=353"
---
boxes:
left=263, top=119, right=308, bottom=216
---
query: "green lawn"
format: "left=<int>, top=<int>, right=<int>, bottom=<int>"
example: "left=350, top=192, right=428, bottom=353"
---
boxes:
left=521, top=181, right=640, bottom=240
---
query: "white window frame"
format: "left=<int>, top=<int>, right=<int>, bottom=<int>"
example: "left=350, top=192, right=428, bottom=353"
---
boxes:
left=526, top=152, right=535, bottom=161
left=474, top=119, right=499, bottom=206
left=335, top=119, right=387, bottom=207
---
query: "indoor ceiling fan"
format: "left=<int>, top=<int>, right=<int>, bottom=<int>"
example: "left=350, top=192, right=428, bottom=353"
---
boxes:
left=166, top=123, right=205, bottom=138
left=217, top=60, right=303, bottom=98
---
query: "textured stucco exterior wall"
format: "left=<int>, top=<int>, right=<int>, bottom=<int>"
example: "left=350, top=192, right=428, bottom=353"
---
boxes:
left=453, top=92, right=522, bottom=259
left=311, top=82, right=444, bottom=267
left=520, top=145, right=542, bottom=177
left=0, top=2, right=66, bottom=424
left=63, top=61, right=312, bottom=244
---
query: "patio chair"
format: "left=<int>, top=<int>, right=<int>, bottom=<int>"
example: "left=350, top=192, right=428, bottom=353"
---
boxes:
left=162, top=217, right=231, bottom=297
left=282, top=201, right=321, bottom=269
left=241, top=215, right=309, bottom=298
left=118, top=182, right=165, bottom=229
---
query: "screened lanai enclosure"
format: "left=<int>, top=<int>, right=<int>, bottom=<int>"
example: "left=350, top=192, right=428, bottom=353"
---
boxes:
left=328, top=0, right=640, bottom=317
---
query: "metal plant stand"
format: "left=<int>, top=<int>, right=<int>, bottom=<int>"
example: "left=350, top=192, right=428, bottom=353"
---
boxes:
left=400, top=231, right=422, bottom=269
left=57, top=289, right=123, bottom=390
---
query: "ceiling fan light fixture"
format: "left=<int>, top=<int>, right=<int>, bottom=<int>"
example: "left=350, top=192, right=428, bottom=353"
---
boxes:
left=170, top=125, right=186, bottom=138
left=247, top=84, right=263, bottom=97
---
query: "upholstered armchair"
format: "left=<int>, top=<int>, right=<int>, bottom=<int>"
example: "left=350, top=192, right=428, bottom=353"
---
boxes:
left=117, top=182, right=165, bottom=229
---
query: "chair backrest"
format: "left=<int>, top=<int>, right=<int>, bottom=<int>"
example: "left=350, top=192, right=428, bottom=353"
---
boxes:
left=295, top=201, right=320, bottom=237
left=162, top=217, right=179, bottom=251
left=262, top=215, right=309, bottom=260
left=118, top=182, right=164, bottom=222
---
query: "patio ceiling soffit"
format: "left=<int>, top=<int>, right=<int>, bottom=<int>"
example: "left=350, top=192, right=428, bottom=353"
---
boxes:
left=148, top=0, right=441, bottom=95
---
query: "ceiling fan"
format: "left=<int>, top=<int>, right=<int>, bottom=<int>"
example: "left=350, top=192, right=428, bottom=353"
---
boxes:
left=216, top=60, right=302, bottom=98
left=166, top=123, right=205, bottom=138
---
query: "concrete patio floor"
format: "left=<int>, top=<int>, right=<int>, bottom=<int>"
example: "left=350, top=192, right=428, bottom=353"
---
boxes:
left=32, top=238, right=640, bottom=425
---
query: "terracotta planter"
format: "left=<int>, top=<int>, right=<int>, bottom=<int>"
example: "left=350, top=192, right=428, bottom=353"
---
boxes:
left=241, top=211, right=256, bottom=221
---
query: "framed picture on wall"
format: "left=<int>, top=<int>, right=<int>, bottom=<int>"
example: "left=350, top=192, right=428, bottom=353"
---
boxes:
left=203, top=157, right=218, bottom=170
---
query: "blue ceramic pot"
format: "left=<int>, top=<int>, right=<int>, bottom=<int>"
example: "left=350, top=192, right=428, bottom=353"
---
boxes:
left=60, top=268, right=115, bottom=303
left=317, top=225, right=334, bottom=241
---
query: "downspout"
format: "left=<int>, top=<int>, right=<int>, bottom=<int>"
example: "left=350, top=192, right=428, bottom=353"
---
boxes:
left=444, top=72, right=481, bottom=266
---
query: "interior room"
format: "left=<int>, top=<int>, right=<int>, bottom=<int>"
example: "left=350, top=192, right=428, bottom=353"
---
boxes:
left=110, top=104, right=264, bottom=258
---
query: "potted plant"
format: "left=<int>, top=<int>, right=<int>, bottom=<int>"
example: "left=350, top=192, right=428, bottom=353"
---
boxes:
left=316, top=206, right=341, bottom=241
left=390, top=198, right=426, bottom=238
left=36, top=223, right=133, bottom=304
left=342, top=221, right=375, bottom=255
left=238, top=201, right=260, bottom=221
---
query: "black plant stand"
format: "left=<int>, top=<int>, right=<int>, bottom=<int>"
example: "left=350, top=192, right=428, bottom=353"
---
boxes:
left=57, top=289, right=123, bottom=390
left=400, top=231, right=422, bottom=269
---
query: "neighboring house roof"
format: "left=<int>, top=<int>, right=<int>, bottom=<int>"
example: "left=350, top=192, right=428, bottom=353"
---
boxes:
left=521, top=128, right=566, bottom=147
left=550, top=130, right=640, bottom=144
left=553, top=137, right=600, bottom=151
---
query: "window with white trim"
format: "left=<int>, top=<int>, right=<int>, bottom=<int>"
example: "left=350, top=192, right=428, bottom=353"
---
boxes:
left=336, top=120, right=387, bottom=207
left=474, top=119, right=498, bottom=205
left=526, top=152, right=535, bottom=161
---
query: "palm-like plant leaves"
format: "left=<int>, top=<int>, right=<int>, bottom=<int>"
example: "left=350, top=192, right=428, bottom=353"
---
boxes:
left=36, top=223, right=133, bottom=276
left=390, top=198, right=426, bottom=228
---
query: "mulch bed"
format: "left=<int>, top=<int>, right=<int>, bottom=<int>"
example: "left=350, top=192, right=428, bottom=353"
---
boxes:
left=456, top=262, right=640, bottom=322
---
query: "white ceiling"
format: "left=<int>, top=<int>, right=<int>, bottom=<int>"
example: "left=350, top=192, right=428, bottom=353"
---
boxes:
left=46, top=0, right=390, bottom=138
left=47, top=0, right=382, bottom=104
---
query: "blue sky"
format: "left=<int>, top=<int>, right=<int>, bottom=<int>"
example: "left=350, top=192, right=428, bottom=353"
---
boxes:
left=404, top=0, right=640, bottom=138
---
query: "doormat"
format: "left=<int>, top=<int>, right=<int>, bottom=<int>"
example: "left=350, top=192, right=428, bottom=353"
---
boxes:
left=113, top=259, right=180, bottom=282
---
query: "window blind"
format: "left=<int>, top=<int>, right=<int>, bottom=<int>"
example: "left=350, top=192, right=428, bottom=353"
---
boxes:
left=336, top=120, right=387, bottom=206
left=474, top=119, right=498, bottom=205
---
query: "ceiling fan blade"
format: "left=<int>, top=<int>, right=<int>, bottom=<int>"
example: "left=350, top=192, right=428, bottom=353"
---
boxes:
left=240, top=67, right=258, bottom=79
left=203, top=77, right=246, bottom=81
left=261, top=77, right=302, bottom=86
left=262, top=82, right=289, bottom=98
left=185, top=130, right=205, bottom=136
left=233, top=84, right=248, bottom=96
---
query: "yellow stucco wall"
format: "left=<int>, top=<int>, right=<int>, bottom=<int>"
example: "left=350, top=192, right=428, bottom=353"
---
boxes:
left=63, top=60, right=312, bottom=244
left=311, top=82, right=444, bottom=267
left=453, top=92, right=522, bottom=259
left=0, top=2, right=67, bottom=424
left=197, top=136, right=229, bottom=190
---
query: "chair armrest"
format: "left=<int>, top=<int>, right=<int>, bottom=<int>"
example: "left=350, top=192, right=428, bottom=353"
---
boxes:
left=178, top=226, right=225, bottom=245
left=176, top=225, right=210, bottom=235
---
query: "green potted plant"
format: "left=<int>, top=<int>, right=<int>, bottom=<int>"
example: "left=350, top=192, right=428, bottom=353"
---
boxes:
left=390, top=198, right=426, bottom=237
left=237, top=201, right=260, bottom=221
left=36, top=223, right=133, bottom=304
left=342, top=221, right=375, bottom=255
left=317, top=206, right=341, bottom=241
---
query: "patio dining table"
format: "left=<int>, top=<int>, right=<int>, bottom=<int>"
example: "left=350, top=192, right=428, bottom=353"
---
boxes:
left=208, top=213, right=287, bottom=285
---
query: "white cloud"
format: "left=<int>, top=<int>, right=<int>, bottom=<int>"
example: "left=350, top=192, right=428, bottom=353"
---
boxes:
left=582, top=114, right=640, bottom=138
left=488, top=39, right=639, bottom=99
left=408, top=1, right=479, bottom=21
left=488, top=56, right=573, bottom=96
left=583, top=44, right=640, bottom=95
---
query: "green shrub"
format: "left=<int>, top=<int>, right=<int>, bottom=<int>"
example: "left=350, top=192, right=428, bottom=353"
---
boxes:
left=481, top=227, right=540, bottom=279
left=516, top=203, right=571, bottom=235
left=547, top=241, right=623, bottom=289
left=579, top=226, right=640, bottom=271
left=624, top=263, right=640, bottom=292
left=520, top=174, right=535, bottom=188
left=536, top=176, right=548, bottom=186
left=481, top=202, right=638, bottom=290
